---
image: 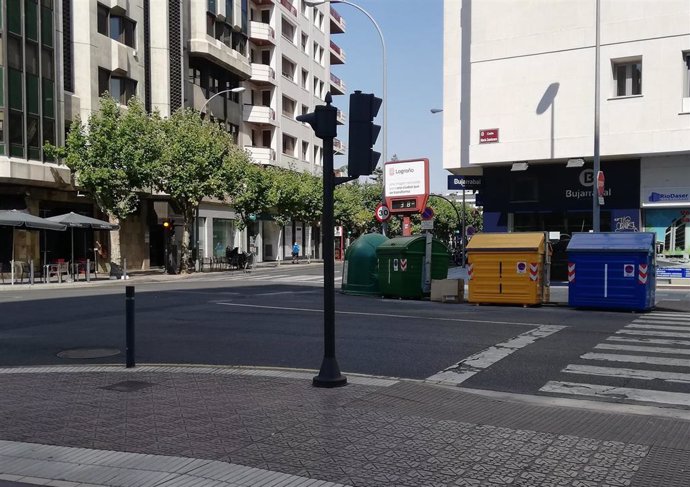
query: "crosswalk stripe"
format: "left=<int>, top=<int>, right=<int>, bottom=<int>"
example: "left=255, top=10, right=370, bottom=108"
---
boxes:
left=628, top=323, right=690, bottom=331
left=640, top=312, right=690, bottom=318
left=634, top=316, right=690, bottom=323
left=563, top=364, right=690, bottom=383
left=595, top=343, right=690, bottom=356
left=582, top=352, right=690, bottom=368
left=540, top=381, right=690, bottom=407
left=618, top=329, right=690, bottom=339
left=608, top=336, right=690, bottom=347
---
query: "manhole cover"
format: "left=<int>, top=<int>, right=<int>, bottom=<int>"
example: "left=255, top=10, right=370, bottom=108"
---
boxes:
left=101, top=380, right=155, bottom=392
left=57, top=347, right=121, bottom=359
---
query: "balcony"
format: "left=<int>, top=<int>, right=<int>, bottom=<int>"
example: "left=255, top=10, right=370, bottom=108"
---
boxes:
left=336, top=109, right=345, bottom=125
left=330, top=72, right=345, bottom=95
left=329, top=40, right=345, bottom=65
left=245, top=146, right=276, bottom=166
left=280, top=0, right=297, bottom=16
left=330, top=7, right=346, bottom=34
left=250, top=63, right=277, bottom=85
left=252, top=0, right=275, bottom=5
left=249, top=21, right=275, bottom=46
left=334, top=138, right=346, bottom=155
left=243, top=105, right=278, bottom=125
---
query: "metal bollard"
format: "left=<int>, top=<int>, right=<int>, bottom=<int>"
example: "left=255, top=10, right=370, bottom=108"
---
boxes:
left=29, top=260, right=34, bottom=286
left=86, top=259, right=91, bottom=282
left=123, top=258, right=128, bottom=280
left=125, top=286, right=135, bottom=368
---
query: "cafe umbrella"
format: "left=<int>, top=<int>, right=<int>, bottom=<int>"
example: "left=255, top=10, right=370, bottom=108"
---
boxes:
left=0, top=209, right=66, bottom=284
left=46, top=212, right=120, bottom=277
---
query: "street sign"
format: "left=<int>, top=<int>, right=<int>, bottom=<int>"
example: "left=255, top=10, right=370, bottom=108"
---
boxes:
left=421, top=207, right=435, bottom=220
left=334, top=226, right=343, bottom=237
left=466, top=225, right=476, bottom=236
left=479, top=128, right=499, bottom=143
left=421, top=219, right=434, bottom=230
left=447, top=175, right=483, bottom=190
left=374, top=203, right=391, bottom=222
left=384, top=158, right=430, bottom=214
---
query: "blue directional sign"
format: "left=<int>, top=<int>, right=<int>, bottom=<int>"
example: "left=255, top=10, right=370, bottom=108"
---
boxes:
left=447, top=175, right=482, bottom=190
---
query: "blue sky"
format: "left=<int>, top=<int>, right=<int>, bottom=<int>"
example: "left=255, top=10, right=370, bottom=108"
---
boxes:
left=328, top=0, right=446, bottom=193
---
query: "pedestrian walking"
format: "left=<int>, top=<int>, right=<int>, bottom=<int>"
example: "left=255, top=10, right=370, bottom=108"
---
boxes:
left=291, top=242, right=300, bottom=264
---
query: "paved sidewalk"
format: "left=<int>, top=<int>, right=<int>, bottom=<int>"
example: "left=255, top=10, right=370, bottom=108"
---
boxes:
left=0, top=365, right=689, bottom=487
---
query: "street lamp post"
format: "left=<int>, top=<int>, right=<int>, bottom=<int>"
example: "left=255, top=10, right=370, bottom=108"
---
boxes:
left=592, top=0, right=601, bottom=232
left=429, top=108, right=467, bottom=267
left=194, top=86, right=246, bottom=270
left=305, top=0, right=388, bottom=231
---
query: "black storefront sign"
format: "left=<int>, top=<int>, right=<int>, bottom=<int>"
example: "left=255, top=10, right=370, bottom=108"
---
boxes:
left=481, top=160, right=640, bottom=212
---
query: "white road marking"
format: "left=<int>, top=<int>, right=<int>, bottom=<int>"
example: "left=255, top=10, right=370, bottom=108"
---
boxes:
left=215, top=302, right=548, bottom=327
left=563, top=364, right=690, bottom=384
left=627, top=323, right=690, bottom=331
left=595, top=343, right=690, bottom=356
left=638, top=312, right=690, bottom=318
left=635, top=316, right=690, bottom=323
left=581, top=352, right=690, bottom=368
left=540, top=381, right=690, bottom=407
left=608, top=336, right=690, bottom=347
left=426, top=325, right=565, bottom=385
left=253, top=290, right=318, bottom=296
left=618, top=329, right=690, bottom=339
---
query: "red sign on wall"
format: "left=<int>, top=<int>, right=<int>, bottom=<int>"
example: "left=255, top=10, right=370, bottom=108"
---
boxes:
left=479, top=129, right=499, bottom=144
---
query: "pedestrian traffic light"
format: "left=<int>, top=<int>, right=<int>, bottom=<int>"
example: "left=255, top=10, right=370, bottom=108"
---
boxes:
left=347, top=90, right=382, bottom=177
left=296, top=95, right=337, bottom=139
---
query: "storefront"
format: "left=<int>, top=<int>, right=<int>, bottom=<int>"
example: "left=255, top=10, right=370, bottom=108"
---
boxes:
left=481, top=160, right=641, bottom=235
left=641, top=156, right=690, bottom=278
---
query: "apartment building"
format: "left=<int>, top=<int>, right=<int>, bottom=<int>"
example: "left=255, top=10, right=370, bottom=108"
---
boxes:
left=0, top=0, right=345, bottom=272
left=443, top=0, right=690, bottom=261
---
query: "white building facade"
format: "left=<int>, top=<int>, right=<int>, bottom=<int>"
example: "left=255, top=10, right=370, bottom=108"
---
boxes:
left=443, top=0, right=690, bottom=260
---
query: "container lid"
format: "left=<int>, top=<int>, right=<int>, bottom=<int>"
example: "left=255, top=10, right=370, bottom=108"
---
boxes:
left=566, top=232, right=655, bottom=252
left=466, top=232, right=545, bottom=251
left=344, top=233, right=388, bottom=260
left=377, top=236, right=425, bottom=250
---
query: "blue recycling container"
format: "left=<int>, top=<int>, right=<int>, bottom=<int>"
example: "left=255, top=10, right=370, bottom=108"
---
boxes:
left=567, top=232, right=656, bottom=311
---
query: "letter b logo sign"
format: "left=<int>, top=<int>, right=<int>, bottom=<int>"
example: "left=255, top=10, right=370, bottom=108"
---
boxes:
left=579, top=169, right=594, bottom=187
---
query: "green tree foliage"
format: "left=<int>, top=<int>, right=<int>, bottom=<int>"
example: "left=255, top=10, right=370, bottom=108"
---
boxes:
left=44, top=95, right=160, bottom=267
left=155, top=108, right=251, bottom=273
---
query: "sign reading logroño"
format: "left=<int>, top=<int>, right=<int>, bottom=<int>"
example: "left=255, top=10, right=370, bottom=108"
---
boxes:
left=384, top=158, right=429, bottom=214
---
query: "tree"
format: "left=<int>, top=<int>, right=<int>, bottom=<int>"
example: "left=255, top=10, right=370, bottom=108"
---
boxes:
left=44, top=95, right=160, bottom=270
left=155, top=108, right=250, bottom=273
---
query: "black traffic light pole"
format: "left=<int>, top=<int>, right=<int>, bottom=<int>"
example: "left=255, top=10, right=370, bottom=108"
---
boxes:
left=298, top=93, right=347, bottom=388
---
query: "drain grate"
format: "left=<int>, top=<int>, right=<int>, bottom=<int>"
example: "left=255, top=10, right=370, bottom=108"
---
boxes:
left=57, top=348, right=121, bottom=359
left=101, top=380, right=155, bottom=392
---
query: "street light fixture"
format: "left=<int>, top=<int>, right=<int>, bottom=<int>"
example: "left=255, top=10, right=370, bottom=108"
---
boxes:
left=430, top=108, right=443, bottom=114
left=200, top=86, right=246, bottom=114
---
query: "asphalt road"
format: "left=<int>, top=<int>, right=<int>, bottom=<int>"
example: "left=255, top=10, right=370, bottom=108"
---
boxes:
left=1, top=263, right=690, bottom=410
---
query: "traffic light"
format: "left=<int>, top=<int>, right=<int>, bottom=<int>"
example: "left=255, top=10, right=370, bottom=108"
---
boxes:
left=296, top=100, right=337, bottom=139
left=347, top=90, right=382, bottom=177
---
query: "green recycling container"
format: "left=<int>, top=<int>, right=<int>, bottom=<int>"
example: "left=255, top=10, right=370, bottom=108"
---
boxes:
left=341, top=233, right=389, bottom=296
left=377, top=236, right=450, bottom=299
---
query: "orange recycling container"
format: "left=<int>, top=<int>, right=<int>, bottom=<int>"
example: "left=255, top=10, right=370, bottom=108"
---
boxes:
left=466, top=232, right=551, bottom=306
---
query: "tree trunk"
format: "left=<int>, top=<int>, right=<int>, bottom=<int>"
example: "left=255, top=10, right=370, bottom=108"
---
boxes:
left=180, top=207, right=193, bottom=274
left=108, top=214, right=121, bottom=270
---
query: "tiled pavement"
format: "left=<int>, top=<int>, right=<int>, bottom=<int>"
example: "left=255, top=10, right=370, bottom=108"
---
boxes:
left=0, top=366, right=688, bottom=487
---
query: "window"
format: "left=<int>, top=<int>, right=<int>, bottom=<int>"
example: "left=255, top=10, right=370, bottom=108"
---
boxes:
left=97, top=4, right=109, bottom=35
left=281, top=56, right=296, bottom=81
left=282, top=95, right=295, bottom=117
left=301, top=141, right=308, bottom=161
left=613, top=61, right=641, bottom=97
left=8, top=36, right=22, bottom=70
left=301, top=33, right=308, bottom=53
left=301, top=69, right=308, bottom=90
left=98, top=68, right=137, bottom=103
left=685, top=53, right=690, bottom=97
left=282, top=134, right=296, bottom=155
left=281, top=17, right=295, bottom=43
left=97, top=5, right=136, bottom=48
left=207, top=0, right=216, bottom=13
left=9, top=111, right=23, bottom=157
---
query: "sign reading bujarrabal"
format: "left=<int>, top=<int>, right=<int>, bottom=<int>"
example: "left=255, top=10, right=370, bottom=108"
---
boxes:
left=384, top=158, right=429, bottom=214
